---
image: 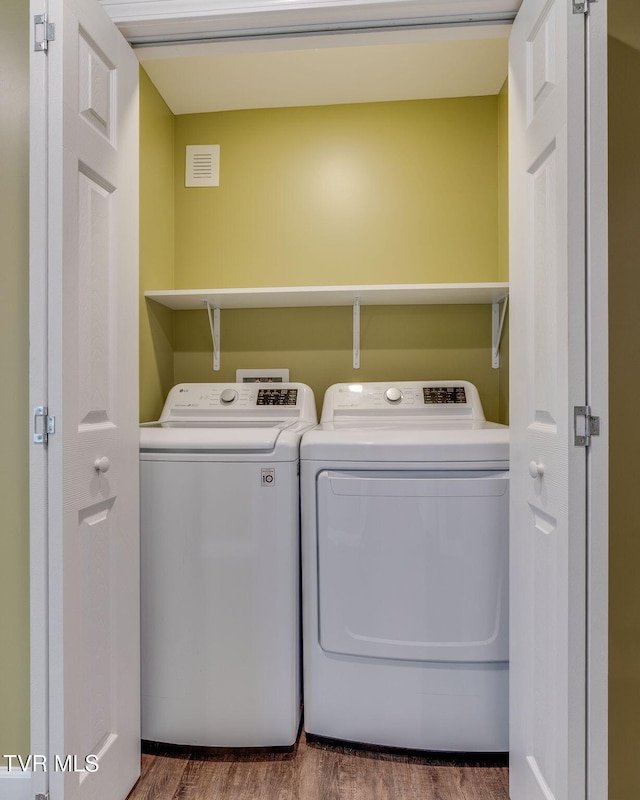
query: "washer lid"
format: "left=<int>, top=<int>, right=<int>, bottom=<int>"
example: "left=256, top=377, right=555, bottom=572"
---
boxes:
left=140, top=381, right=317, bottom=451
left=140, top=419, right=295, bottom=451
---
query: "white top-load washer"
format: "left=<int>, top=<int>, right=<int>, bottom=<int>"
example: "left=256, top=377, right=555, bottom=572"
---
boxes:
left=140, top=382, right=316, bottom=748
left=300, top=381, right=509, bottom=752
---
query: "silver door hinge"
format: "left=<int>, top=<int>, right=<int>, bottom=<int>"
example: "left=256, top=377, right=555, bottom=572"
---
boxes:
left=574, top=405, right=600, bottom=447
left=34, top=14, right=55, bottom=52
left=34, top=406, right=56, bottom=444
left=573, top=0, right=596, bottom=14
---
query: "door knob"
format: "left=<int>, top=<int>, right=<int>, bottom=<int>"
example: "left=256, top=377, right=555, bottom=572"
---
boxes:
left=528, top=460, right=544, bottom=479
left=94, top=456, right=110, bottom=473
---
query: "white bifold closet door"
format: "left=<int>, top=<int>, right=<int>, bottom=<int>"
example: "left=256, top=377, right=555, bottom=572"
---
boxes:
left=30, top=0, right=140, bottom=797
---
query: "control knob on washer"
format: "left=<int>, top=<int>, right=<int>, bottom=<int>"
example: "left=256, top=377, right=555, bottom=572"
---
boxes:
left=384, top=387, right=403, bottom=404
left=220, top=388, right=239, bottom=405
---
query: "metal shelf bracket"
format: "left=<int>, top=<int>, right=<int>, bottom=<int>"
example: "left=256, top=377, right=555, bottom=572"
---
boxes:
left=492, top=295, right=509, bottom=368
left=353, top=297, right=360, bottom=369
left=204, top=301, right=220, bottom=371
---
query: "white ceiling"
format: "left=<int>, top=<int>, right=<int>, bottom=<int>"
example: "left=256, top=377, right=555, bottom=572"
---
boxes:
left=138, top=25, right=510, bottom=115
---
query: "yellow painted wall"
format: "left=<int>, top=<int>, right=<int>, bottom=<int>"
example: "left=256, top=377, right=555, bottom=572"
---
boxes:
left=174, top=303, right=500, bottom=420
left=608, top=33, right=640, bottom=800
left=139, top=68, right=176, bottom=422
left=497, top=81, right=509, bottom=285
left=175, top=98, right=499, bottom=288
left=0, top=0, right=30, bottom=765
left=170, top=97, right=503, bottom=418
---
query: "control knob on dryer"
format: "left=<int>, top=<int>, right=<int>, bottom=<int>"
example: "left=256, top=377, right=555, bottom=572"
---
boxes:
left=220, top=388, right=239, bottom=405
left=384, top=387, right=403, bottom=404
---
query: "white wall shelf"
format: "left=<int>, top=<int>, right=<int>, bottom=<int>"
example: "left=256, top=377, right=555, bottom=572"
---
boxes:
left=145, top=282, right=508, bottom=310
left=144, top=282, right=509, bottom=370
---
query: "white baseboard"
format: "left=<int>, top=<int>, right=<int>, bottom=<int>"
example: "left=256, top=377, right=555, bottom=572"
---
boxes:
left=0, top=769, right=31, bottom=800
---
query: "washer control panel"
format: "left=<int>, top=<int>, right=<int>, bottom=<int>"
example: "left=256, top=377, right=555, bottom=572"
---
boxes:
left=159, top=383, right=316, bottom=423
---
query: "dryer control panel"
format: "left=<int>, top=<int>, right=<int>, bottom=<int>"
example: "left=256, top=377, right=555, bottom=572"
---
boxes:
left=321, top=381, right=485, bottom=422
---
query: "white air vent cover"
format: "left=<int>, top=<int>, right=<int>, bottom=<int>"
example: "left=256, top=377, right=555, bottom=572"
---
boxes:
left=236, top=369, right=290, bottom=383
left=185, top=145, right=220, bottom=187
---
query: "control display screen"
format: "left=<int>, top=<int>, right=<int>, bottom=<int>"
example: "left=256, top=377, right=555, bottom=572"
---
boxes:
left=257, top=388, right=298, bottom=406
left=423, top=387, right=467, bottom=404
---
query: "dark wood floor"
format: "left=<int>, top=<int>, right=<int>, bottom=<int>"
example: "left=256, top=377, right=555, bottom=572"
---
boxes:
left=126, top=732, right=509, bottom=800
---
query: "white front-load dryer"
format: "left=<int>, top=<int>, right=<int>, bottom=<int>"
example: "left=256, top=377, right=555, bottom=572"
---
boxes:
left=300, top=381, right=509, bottom=752
left=139, top=382, right=316, bottom=747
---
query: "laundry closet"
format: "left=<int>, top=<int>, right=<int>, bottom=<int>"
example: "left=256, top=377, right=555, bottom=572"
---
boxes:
left=22, top=0, right=609, bottom=798
left=135, top=28, right=511, bottom=424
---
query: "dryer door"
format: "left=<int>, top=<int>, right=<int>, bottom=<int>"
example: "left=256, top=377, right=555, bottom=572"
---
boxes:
left=316, top=469, right=509, bottom=663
